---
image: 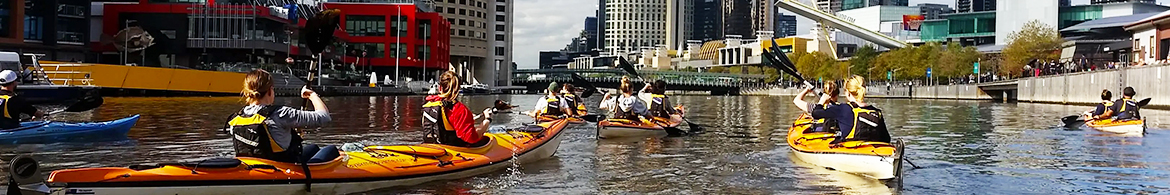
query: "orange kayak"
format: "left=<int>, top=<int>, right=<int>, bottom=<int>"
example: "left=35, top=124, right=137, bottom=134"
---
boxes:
left=536, top=108, right=588, bottom=124
left=787, top=114, right=904, bottom=180
left=44, top=119, right=570, bottom=195
left=1086, top=118, right=1145, bottom=135
left=596, top=117, right=679, bottom=139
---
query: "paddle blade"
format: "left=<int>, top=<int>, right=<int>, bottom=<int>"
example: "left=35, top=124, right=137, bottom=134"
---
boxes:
left=617, top=57, right=640, bottom=77
left=1138, top=98, right=1152, bottom=107
left=64, top=95, right=103, bottom=112
left=1061, top=115, right=1085, bottom=127
left=581, top=114, right=604, bottom=123
left=684, top=118, right=704, bottom=133
left=303, top=9, right=342, bottom=54
left=663, top=126, right=688, bottom=136
left=581, top=87, right=597, bottom=98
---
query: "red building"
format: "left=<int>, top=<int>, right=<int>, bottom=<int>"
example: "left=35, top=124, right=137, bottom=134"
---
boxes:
left=324, top=2, right=451, bottom=81
left=94, top=0, right=450, bottom=81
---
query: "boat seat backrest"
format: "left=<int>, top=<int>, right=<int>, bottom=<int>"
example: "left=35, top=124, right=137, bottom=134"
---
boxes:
left=834, top=141, right=894, bottom=149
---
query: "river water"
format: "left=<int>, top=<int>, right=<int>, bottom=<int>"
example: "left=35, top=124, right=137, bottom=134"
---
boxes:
left=4, top=95, right=1170, bottom=194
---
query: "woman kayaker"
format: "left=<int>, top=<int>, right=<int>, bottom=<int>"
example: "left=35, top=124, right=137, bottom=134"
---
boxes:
left=1085, top=89, right=1113, bottom=120
left=423, top=71, right=494, bottom=147
left=600, top=76, right=649, bottom=120
left=642, top=80, right=684, bottom=124
left=561, top=83, right=585, bottom=117
left=0, top=70, right=42, bottom=129
left=529, top=82, right=571, bottom=118
left=228, top=69, right=336, bottom=163
left=811, top=76, right=890, bottom=144
left=793, top=81, right=839, bottom=133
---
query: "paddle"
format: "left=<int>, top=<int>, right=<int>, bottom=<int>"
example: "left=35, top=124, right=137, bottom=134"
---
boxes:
left=46, top=95, right=104, bottom=115
left=1061, top=98, right=1152, bottom=126
left=294, top=9, right=342, bottom=193
left=571, top=73, right=606, bottom=98
left=613, top=57, right=702, bottom=135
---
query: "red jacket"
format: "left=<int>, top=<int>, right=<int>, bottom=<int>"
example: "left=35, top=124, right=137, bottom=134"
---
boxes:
left=425, top=95, right=482, bottom=143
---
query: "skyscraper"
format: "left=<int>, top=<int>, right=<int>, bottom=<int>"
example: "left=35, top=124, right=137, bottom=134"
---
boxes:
left=1091, top=0, right=1155, bottom=4
left=603, top=0, right=669, bottom=54
left=753, top=0, right=774, bottom=39
left=843, top=0, right=909, bottom=11
left=596, top=0, right=606, bottom=54
left=692, top=0, right=723, bottom=41
left=724, top=0, right=754, bottom=38
left=816, top=0, right=844, bottom=14
left=667, top=0, right=693, bottom=50
left=774, top=13, right=798, bottom=37
left=585, top=17, right=599, bottom=51
left=956, top=0, right=995, bottom=13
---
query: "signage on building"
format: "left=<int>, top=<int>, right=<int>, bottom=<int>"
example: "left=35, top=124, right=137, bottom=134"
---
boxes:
left=902, top=15, right=925, bottom=31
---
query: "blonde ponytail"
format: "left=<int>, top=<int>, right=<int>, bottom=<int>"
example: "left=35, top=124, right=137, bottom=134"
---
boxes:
left=438, top=71, right=461, bottom=102
left=242, top=69, right=274, bottom=104
left=845, top=75, right=866, bottom=102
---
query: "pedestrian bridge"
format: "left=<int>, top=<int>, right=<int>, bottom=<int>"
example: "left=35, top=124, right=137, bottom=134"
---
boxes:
left=513, top=69, right=770, bottom=95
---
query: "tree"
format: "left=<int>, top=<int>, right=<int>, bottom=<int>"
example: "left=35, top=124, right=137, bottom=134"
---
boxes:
left=1002, top=20, right=1063, bottom=77
left=729, top=66, right=744, bottom=74
left=709, top=66, right=727, bottom=73
left=938, top=42, right=981, bottom=78
left=849, top=45, right=879, bottom=76
left=796, top=51, right=838, bottom=80
left=764, top=68, right=780, bottom=82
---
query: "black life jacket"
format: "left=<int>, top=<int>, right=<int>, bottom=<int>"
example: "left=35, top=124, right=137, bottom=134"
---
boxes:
left=562, top=93, right=582, bottom=115
left=1114, top=98, right=1140, bottom=120
left=808, top=104, right=840, bottom=133
left=541, top=96, right=564, bottom=116
left=422, top=100, right=477, bottom=147
left=611, top=97, right=641, bottom=120
left=228, top=105, right=302, bottom=162
left=837, top=102, right=891, bottom=143
left=0, top=95, right=19, bottom=129
left=648, top=94, right=671, bottom=118
left=1093, top=101, right=1114, bottom=116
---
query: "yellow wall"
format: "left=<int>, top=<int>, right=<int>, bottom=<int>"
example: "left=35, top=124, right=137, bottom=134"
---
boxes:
left=41, top=62, right=245, bottom=94
left=761, top=37, right=810, bottom=54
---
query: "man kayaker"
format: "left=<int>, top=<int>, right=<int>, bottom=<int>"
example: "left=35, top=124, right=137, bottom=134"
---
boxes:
left=600, top=76, right=650, bottom=121
left=1105, top=87, right=1141, bottom=121
left=812, top=76, right=891, bottom=144
left=529, top=82, right=571, bottom=118
left=642, top=80, right=684, bottom=124
left=793, top=81, right=839, bottom=133
left=1085, top=89, right=1113, bottom=120
left=423, top=71, right=494, bottom=147
left=0, top=70, right=41, bottom=129
left=227, top=69, right=336, bottom=163
left=560, top=83, right=585, bottom=117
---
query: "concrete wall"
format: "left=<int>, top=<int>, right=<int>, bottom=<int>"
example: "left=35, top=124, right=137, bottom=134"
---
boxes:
left=1018, top=65, right=1170, bottom=107
left=905, top=85, right=992, bottom=100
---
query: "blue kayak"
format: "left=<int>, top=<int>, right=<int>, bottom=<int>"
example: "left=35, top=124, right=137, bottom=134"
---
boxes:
left=0, top=115, right=140, bottom=140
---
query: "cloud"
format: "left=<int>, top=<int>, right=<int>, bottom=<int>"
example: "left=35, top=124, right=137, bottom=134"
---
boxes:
left=511, top=0, right=596, bottom=69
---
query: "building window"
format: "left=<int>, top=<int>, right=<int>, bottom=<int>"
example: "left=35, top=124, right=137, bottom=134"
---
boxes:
left=347, top=43, right=385, bottom=58
left=458, top=19, right=466, bottom=26
left=345, top=15, right=385, bottom=37
left=389, top=43, right=408, bottom=59
left=417, top=45, right=430, bottom=60
left=495, top=47, right=505, bottom=56
left=495, top=24, right=504, bottom=31
left=458, top=30, right=466, bottom=36
left=496, top=5, right=505, bottom=12
left=459, top=9, right=466, bottom=15
left=391, top=16, right=408, bottom=37
left=417, top=20, right=432, bottom=40
left=23, top=16, right=42, bottom=41
left=56, top=18, right=87, bottom=44
left=447, top=7, right=455, bottom=14
left=460, top=0, right=466, bottom=5
left=495, top=34, right=504, bottom=41
left=495, top=15, right=505, bottom=21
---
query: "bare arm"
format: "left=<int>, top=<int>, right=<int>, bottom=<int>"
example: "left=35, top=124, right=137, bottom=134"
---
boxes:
left=793, top=87, right=813, bottom=112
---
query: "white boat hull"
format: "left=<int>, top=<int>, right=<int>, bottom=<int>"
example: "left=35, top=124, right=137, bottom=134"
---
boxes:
left=49, top=131, right=565, bottom=195
left=597, top=125, right=666, bottom=139
left=1091, top=124, right=1145, bottom=135
left=790, top=148, right=899, bottom=180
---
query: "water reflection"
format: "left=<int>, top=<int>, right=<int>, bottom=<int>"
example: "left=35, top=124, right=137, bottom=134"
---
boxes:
left=0, top=96, right=1167, bottom=194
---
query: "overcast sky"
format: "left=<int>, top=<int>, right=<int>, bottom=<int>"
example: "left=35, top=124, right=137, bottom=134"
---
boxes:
left=511, top=0, right=1168, bottom=69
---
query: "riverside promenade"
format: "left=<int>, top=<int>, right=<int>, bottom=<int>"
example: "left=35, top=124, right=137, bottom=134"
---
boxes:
left=746, top=64, right=1170, bottom=108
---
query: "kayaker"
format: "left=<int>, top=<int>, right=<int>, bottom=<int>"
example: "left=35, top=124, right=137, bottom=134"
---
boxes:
left=560, top=83, right=585, bottom=117
left=643, top=80, right=684, bottom=124
left=423, top=71, right=494, bottom=147
left=1105, top=87, right=1141, bottom=121
left=228, top=69, right=336, bottom=163
left=530, top=82, right=571, bottom=118
left=812, top=76, right=891, bottom=144
left=0, top=70, right=41, bottom=129
left=1085, top=89, right=1113, bottom=120
left=600, top=76, right=650, bottom=121
left=793, top=81, right=839, bottom=133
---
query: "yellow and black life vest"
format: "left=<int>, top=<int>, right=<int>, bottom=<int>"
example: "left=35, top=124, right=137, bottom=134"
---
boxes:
left=228, top=105, right=301, bottom=162
left=648, top=94, right=672, bottom=118
left=542, top=96, right=564, bottom=116
left=422, top=100, right=475, bottom=146
left=1115, top=98, right=1140, bottom=120
left=0, top=95, right=17, bottom=129
left=838, top=102, right=891, bottom=143
left=0, top=95, right=12, bottom=119
left=562, top=93, right=581, bottom=115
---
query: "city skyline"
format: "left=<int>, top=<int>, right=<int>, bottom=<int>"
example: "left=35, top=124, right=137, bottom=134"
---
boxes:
left=512, top=0, right=1170, bottom=69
